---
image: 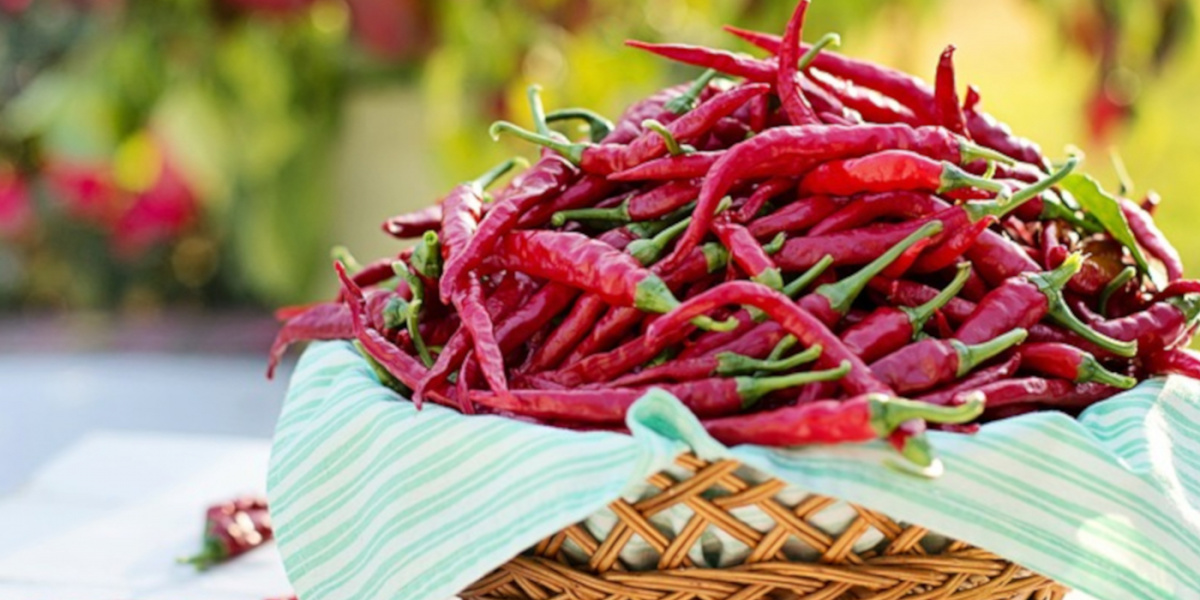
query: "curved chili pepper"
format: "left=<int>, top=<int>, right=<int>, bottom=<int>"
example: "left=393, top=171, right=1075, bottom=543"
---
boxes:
left=966, top=228, right=1042, bottom=285
left=964, top=376, right=1076, bottom=410
left=917, top=352, right=1022, bottom=406
left=457, top=272, right=509, bottom=397
left=1121, top=197, right=1184, bottom=282
left=544, top=108, right=614, bottom=143
left=267, top=302, right=352, bottom=379
left=335, top=262, right=431, bottom=397
left=608, top=151, right=722, bottom=182
left=180, top=496, right=272, bottom=570
left=933, top=45, right=968, bottom=136
left=702, top=393, right=983, bottom=465
left=714, top=216, right=783, bottom=289
left=440, top=155, right=578, bottom=302
left=776, top=0, right=819, bottom=126
left=471, top=361, right=849, bottom=425
left=612, top=343, right=822, bottom=388
left=646, top=280, right=892, bottom=396
left=1090, top=293, right=1200, bottom=356
left=843, top=263, right=971, bottom=363
left=1145, top=348, right=1200, bottom=379
left=798, top=150, right=1006, bottom=197
left=516, top=175, right=621, bottom=229
left=665, top=69, right=720, bottom=114
left=383, top=204, right=441, bottom=239
left=868, top=276, right=978, bottom=325
left=748, top=194, right=846, bottom=238
left=1018, top=342, right=1136, bottom=388
left=808, top=191, right=941, bottom=236
left=735, top=177, right=794, bottom=223
left=439, top=158, right=523, bottom=272
left=552, top=179, right=698, bottom=224
left=662, top=123, right=1010, bottom=272
left=963, top=85, right=1048, bottom=168
left=807, top=68, right=920, bottom=126
left=1155, top=279, right=1200, bottom=302
left=870, top=329, right=1027, bottom=395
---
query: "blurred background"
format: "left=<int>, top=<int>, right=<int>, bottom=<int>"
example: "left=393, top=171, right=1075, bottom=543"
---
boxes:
left=0, top=0, right=1197, bottom=484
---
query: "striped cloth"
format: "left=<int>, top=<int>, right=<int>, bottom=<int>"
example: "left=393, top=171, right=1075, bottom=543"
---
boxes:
left=267, top=342, right=1200, bottom=600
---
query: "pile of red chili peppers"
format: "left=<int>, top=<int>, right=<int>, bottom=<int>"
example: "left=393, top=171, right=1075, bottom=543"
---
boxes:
left=269, top=1, right=1200, bottom=467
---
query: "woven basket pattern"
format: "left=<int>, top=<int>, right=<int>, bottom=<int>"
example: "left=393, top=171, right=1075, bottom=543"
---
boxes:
left=461, top=454, right=1068, bottom=600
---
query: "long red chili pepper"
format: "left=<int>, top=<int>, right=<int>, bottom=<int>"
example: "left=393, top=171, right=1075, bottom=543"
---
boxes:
left=776, top=1, right=819, bottom=126
left=612, top=341, right=822, bottom=388
left=748, top=194, right=846, bottom=238
left=806, top=68, right=920, bottom=126
left=1120, top=197, right=1184, bottom=282
left=1017, top=342, right=1136, bottom=388
left=267, top=302, right=352, bottom=379
left=798, top=150, right=1006, bottom=197
left=962, top=85, right=1048, bottom=168
left=180, top=496, right=272, bottom=570
left=843, top=263, right=971, bottom=363
left=440, top=156, right=578, bottom=302
left=607, top=151, right=722, bottom=182
left=439, top=159, right=522, bottom=271
left=917, top=353, right=1022, bottom=406
left=645, top=281, right=892, bottom=396
left=516, top=175, right=621, bottom=229
left=1089, top=293, right=1200, bottom=356
left=870, top=329, right=1027, bottom=395
left=552, top=179, right=698, bottom=224
left=1145, top=348, right=1200, bottom=379
left=965, top=377, right=1076, bottom=410
left=933, top=45, right=969, bottom=136
left=457, top=272, right=510, bottom=397
left=808, top=191, right=941, bottom=236
left=660, top=123, right=1011, bottom=272
left=714, top=215, right=783, bottom=289
left=471, top=361, right=850, bottom=425
left=702, top=393, right=983, bottom=466
left=735, top=177, right=794, bottom=223
left=383, top=204, right=441, bottom=239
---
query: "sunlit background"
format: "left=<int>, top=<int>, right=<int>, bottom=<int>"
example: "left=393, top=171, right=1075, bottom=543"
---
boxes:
left=0, top=0, right=1195, bottom=345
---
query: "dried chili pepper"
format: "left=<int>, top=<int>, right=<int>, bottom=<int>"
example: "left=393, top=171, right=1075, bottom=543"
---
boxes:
left=383, top=204, right=441, bottom=240
left=917, top=353, right=1022, bottom=406
left=735, top=177, right=795, bottom=223
left=843, top=262, right=971, bottom=363
left=608, top=151, right=722, bottom=182
left=440, top=159, right=522, bottom=272
left=748, top=194, right=847, bottom=238
left=776, top=0, right=820, bottom=126
left=798, top=150, right=1007, bottom=197
left=1121, top=197, right=1184, bottom=282
left=933, top=45, right=969, bottom=136
left=964, top=377, right=1076, bottom=410
left=808, top=191, right=941, bottom=236
left=714, top=216, right=783, bottom=289
left=267, top=302, right=352, bottom=379
left=1145, top=348, right=1200, bottom=379
left=552, top=179, right=698, bottom=224
left=871, top=329, right=1027, bottom=395
left=612, top=342, right=823, bottom=388
left=702, top=393, right=983, bottom=466
left=963, top=85, right=1048, bottom=168
left=180, top=496, right=272, bottom=570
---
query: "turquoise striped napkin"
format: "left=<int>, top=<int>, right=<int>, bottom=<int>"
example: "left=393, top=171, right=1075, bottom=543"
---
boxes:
left=267, top=342, right=1200, bottom=600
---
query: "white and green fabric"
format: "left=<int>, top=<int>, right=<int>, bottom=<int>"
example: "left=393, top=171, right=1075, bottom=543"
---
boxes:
left=268, top=342, right=1200, bottom=600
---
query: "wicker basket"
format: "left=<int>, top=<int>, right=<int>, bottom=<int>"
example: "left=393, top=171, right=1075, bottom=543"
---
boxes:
left=461, top=453, right=1068, bottom=600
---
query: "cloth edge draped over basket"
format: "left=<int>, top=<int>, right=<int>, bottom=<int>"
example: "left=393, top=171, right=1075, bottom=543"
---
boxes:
left=267, top=342, right=1200, bottom=600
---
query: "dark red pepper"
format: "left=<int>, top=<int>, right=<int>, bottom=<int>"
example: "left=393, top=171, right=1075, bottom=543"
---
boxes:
left=180, top=496, right=272, bottom=570
left=843, top=262, right=971, bottom=363
left=933, top=45, right=969, bottom=137
left=1018, top=342, right=1136, bottom=388
left=870, top=329, right=1027, bottom=395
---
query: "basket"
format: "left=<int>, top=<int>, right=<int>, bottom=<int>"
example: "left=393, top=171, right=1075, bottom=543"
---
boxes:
left=461, top=453, right=1068, bottom=600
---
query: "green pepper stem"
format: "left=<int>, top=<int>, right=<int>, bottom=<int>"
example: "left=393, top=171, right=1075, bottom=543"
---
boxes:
left=1078, top=354, right=1137, bottom=389
left=1167, top=294, right=1200, bottom=325
left=642, top=119, right=687, bottom=156
left=472, top=157, right=524, bottom=193
left=896, top=432, right=935, bottom=468
left=1099, top=266, right=1137, bottom=317
left=527, top=84, right=551, bottom=137
left=716, top=343, right=822, bottom=376
left=382, top=296, right=410, bottom=330
left=1045, top=291, right=1138, bottom=357
left=407, top=299, right=433, bottom=367
left=797, top=32, right=840, bottom=70
left=951, top=328, right=1027, bottom=377
left=753, top=268, right=785, bottom=292
left=545, top=108, right=615, bottom=143
left=870, top=393, right=985, bottom=435
left=783, top=254, right=834, bottom=298
left=818, top=220, right=943, bottom=315
left=964, top=154, right=1080, bottom=223
left=958, top=140, right=1016, bottom=166
left=1027, top=251, right=1083, bottom=292
left=767, top=335, right=797, bottom=361
left=702, top=242, right=729, bottom=273
left=634, top=275, right=736, bottom=332
left=628, top=216, right=692, bottom=266
left=411, top=230, right=442, bottom=279
left=762, top=232, right=786, bottom=255
left=331, top=246, right=362, bottom=275
left=737, top=360, right=850, bottom=407
left=490, top=120, right=586, bottom=164
left=903, top=262, right=970, bottom=334
left=939, top=163, right=1007, bottom=195
left=552, top=203, right=630, bottom=226
left=354, top=340, right=409, bottom=394
left=666, top=68, right=719, bottom=114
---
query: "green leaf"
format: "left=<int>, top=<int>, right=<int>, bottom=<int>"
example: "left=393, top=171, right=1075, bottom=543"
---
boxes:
left=1059, top=172, right=1162, bottom=288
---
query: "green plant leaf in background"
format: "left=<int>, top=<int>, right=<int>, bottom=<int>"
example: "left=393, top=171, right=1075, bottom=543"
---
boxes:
left=1059, top=171, right=1162, bottom=288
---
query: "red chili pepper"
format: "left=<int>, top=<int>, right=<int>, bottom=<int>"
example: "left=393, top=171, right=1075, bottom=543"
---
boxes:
left=808, top=191, right=941, bottom=236
left=714, top=215, right=783, bottom=289
left=646, top=281, right=892, bottom=396
left=966, top=228, right=1043, bottom=285
left=807, top=69, right=920, bottom=126
left=735, top=177, right=794, bottom=223
left=868, top=276, right=978, bottom=325
left=1018, top=342, right=1136, bottom=388
left=776, top=1, right=820, bottom=126
left=267, top=302, right=352, bottom=379
left=1121, top=197, right=1184, bottom=282
left=552, top=179, right=698, bottom=224
left=612, top=331, right=815, bottom=388
left=963, top=86, right=1048, bottom=168
left=843, top=263, right=971, bottom=363
left=798, top=150, right=1006, bottom=197
left=720, top=26, right=938, bottom=122
left=1041, top=220, right=1065, bottom=270
left=1145, top=348, right=1200, bottom=379
left=917, top=352, right=1022, bottom=406
left=383, top=204, right=441, bottom=239
left=456, top=272, right=509, bottom=397
left=871, top=329, right=1027, bottom=395
left=1156, top=279, right=1200, bottom=302
left=660, top=123, right=1011, bottom=272
left=909, top=214, right=996, bottom=275
left=440, top=156, right=578, bottom=302
left=963, top=376, right=1077, bottom=410
left=180, top=496, right=272, bottom=570
left=955, top=253, right=1137, bottom=357
left=440, top=159, right=521, bottom=273
left=702, top=393, right=982, bottom=466
left=608, top=151, right=723, bottom=182
left=516, top=174, right=620, bottom=229
left=472, top=361, right=849, bottom=425
left=933, top=45, right=969, bottom=137
left=1089, top=293, right=1200, bottom=356
left=748, top=194, right=847, bottom=238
